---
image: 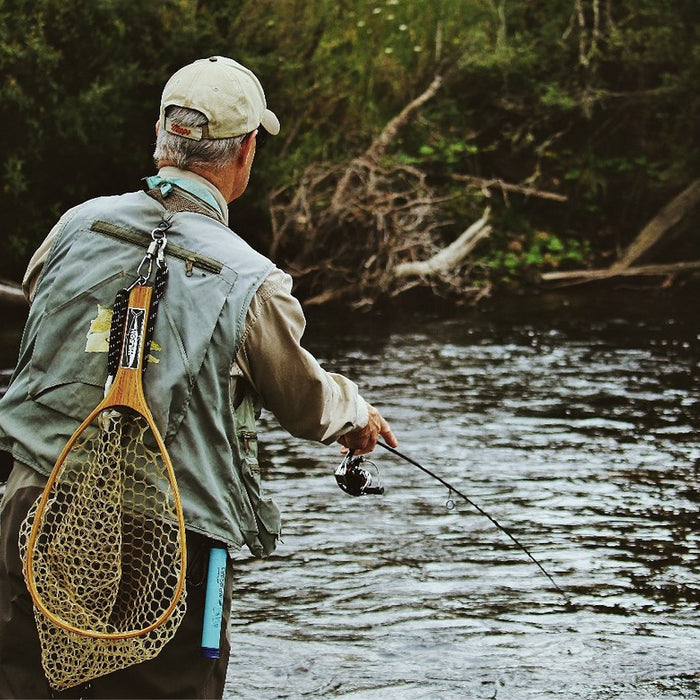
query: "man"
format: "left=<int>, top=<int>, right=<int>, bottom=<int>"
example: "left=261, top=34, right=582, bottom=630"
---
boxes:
left=0, top=56, right=397, bottom=698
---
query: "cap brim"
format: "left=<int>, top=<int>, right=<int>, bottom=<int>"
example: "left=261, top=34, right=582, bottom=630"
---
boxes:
left=261, top=109, right=280, bottom=136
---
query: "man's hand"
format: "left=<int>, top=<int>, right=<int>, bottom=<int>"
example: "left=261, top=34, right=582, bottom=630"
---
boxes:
left=338, top=403, right=397, bottom=455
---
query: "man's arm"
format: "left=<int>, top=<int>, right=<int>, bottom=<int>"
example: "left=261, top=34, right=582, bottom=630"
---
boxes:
left=235, top=268, right=396, bottom=453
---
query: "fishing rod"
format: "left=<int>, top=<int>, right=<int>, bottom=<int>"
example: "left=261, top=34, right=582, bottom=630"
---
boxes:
left=335, top=440, right=571, bottom=606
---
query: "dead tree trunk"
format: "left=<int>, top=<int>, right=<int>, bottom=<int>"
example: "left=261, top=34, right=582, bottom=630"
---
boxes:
left=613, top=178, right=700, bottom=270
left=542, top=179, right=700, bottom=288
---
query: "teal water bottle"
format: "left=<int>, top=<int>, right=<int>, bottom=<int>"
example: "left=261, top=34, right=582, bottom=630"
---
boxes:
left=201, top=547, right=227, bottom=658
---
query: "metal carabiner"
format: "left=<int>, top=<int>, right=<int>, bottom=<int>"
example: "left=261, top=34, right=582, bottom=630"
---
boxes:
left=151, top=219, right=170, bottom=271
left=135, top=250, right=155, bottom=283
left=155, top=234, right=168, bottom=270
left=135, top=221, right=170, bottom=282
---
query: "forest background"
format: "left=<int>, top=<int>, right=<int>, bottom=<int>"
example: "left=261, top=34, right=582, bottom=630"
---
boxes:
left=1, top=0, right=698, bottom=308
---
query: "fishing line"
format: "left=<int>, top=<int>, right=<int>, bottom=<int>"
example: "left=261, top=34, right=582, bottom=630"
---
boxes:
left=377, top=441, right=571, bottom=605
left=336, top=440, right=571, bottom=605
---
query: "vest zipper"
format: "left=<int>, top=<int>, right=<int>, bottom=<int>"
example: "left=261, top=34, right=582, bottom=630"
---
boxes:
left=90, top=220, right=223, bottom=275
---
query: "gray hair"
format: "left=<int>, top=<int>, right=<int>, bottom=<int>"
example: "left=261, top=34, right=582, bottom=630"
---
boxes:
left=153, top=106, right=247, bottom=171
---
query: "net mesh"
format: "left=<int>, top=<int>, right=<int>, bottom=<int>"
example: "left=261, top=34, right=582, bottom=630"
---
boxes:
left=19, top=408, right=186, bottom=690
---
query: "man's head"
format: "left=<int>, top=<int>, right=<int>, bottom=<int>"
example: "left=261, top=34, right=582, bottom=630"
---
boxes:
left=159, top=56, right=279, bottom=140
left=153, top=56, right=279, bottom=180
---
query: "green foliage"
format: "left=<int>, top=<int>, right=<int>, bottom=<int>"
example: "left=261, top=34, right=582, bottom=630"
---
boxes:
left=480, top=229, right=591, bottom=290
left=0, top=0, right=698, bottom=297
left=0, top=0, right=216, bottom=274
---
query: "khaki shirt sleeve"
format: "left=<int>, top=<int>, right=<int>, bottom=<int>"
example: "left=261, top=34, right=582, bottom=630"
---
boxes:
left=234, top=268, right=369, bottom=444
left=23, top=231, right=56, bottom=302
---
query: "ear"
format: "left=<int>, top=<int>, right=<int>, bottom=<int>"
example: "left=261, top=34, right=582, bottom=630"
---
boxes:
left=239, top=130, right=257, bottom=164
left=155, top=120, right=161, bottom=137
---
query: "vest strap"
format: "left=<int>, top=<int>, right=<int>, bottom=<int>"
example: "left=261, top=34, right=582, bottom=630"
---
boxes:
left=145, top=187, right=221, bottom=222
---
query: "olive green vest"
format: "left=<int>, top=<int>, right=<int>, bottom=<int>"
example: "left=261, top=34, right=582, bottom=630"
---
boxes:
left=0, top=190, right=280, bottom=556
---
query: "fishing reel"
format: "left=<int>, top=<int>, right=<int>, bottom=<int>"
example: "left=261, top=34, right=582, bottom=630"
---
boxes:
left=334, top=451, right=384, bottom=497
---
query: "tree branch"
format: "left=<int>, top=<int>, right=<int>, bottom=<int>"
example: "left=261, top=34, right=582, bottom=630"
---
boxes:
left=450, top=174, right=568, bottom=202
left=330, top=74, right=444, bottom=212
left=393, top=208, right=491, bottom=278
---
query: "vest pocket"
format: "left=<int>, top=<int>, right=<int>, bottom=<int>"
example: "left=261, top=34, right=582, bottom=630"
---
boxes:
left=27, top=271, right=125, bottom=420
left=239, top=434, right=282, bottom=559
left=235, top=399, right=282, bottom=558
left=248, top=496, right=282, bottom=558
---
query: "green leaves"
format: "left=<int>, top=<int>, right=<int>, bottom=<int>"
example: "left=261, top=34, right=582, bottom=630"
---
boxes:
left=486, top=231, right=591, bottom=287
left=0, top=0, right=697, bottom=299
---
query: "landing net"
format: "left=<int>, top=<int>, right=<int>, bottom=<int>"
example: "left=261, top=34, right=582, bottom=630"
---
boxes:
left=19, top=409, right=186, bottom=690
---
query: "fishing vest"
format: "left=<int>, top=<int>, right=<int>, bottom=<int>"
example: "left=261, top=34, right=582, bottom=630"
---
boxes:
left=0, top=190, right=280, bottom=557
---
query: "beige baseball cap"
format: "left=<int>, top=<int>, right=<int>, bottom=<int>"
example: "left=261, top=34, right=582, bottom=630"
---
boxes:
left=160, top=56, right=280, bottom=141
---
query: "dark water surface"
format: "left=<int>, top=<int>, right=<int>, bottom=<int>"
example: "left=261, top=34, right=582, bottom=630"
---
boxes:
left=226, top=291, right=700, bottom=699
left=2, top=290, right=699, bottom=698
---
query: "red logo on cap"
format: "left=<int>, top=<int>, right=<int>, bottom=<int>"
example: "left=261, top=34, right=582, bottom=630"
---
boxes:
left=170, top=123, right=192, bottom=136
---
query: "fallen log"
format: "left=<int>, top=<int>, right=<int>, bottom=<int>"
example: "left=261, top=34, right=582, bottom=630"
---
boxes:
left=0, top=282, right=25, bottom=306
left=393, top=208, right=491, bottom=278
left=541, top=260, right=700, bottom=284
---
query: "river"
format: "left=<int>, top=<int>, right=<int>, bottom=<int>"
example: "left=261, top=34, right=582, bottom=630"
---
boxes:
left=2, top=290, right=699, bottom=698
